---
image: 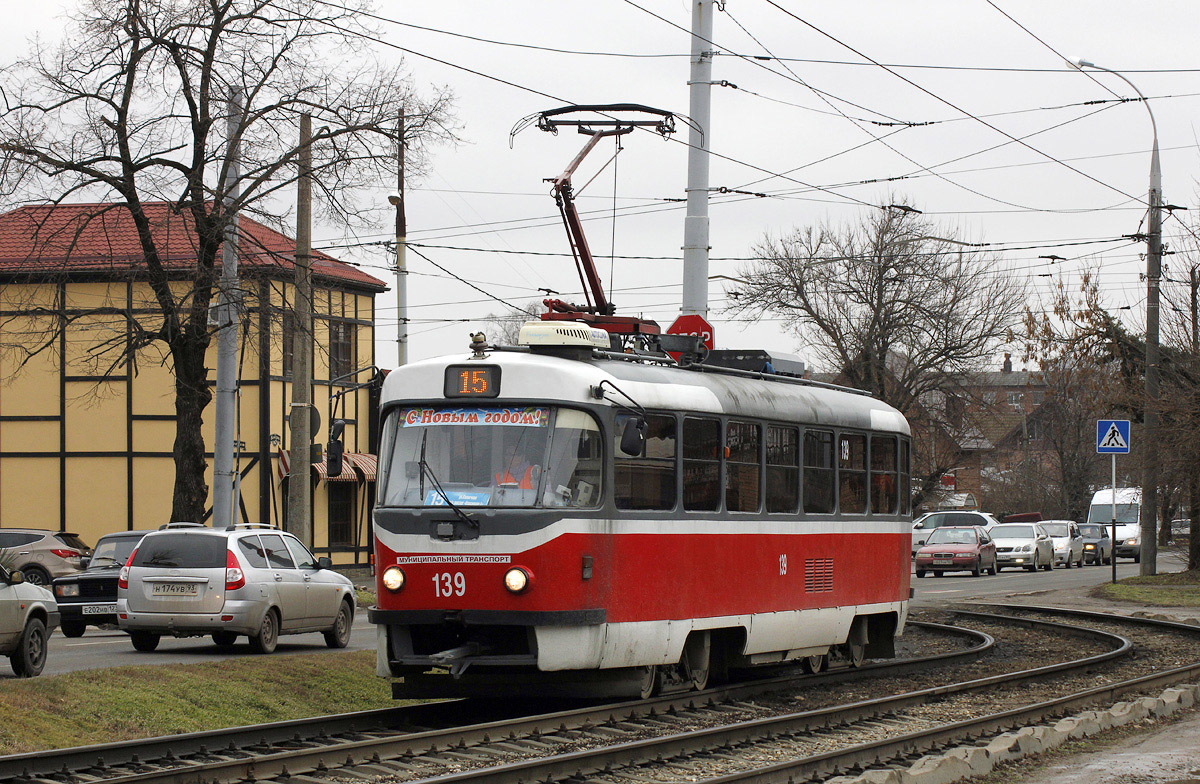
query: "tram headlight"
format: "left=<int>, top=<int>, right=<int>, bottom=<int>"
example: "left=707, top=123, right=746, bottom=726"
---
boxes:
left=382, top=566, right=406, bottom=592
left=503, top=567, right=531, bottom=594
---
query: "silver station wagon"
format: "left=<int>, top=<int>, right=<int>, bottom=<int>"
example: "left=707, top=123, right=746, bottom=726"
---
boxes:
left=117, top=523, right=355, bottom=654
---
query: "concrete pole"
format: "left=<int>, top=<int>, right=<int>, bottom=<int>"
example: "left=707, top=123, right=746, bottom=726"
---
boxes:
left=1142, top=136, right=1162, bottom=573
left=213, top=90, right=242, bottom=529
left=394, top=109, right=408, bottom=366
left=680, top=0, right=714, bottom=318
left=287, top=114, right=313, bottom=544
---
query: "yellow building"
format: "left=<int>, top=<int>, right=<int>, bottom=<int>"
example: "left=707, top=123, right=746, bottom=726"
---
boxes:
left=0, top=203, right=385, bottom=565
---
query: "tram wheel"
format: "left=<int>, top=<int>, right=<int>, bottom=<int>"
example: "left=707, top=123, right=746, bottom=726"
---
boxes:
left=801, top=653, right=826, bottom=674
left=846, top=643, right=866, bottom=668
left=637, top=665, right=658, bottom=699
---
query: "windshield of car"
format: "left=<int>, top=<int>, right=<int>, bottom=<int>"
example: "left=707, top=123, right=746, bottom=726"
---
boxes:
left=88, top=536, right=142, bottom=568
left=1079, top=525, right=1105, bottom=537
left=131, top=533, right=226, bottom=568
left=926, top=528, right=977, bottom=545
left=917, top=512, right=983, bottom=529
left=55, top=533, right=91, bottom=553
left=377, top=406, right=604, bottom=509
left=990, top=524, right=1035, bottom=539
left=1087, top=503, right=1139, bottom=524
left=1041, top=523, right=1070, bottom=537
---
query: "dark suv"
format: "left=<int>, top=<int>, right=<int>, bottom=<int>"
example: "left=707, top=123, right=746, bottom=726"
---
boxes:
left=53, top=531, right=150, bottom=637
left=118, top=523, right=355, bottom=653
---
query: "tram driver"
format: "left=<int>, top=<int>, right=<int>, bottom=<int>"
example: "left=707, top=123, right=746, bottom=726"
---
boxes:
left=495, top=438, right=542, bottom=490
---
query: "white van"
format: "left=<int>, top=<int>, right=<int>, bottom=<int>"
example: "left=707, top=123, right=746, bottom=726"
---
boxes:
left=1086, top=488, right=1142, bottom=563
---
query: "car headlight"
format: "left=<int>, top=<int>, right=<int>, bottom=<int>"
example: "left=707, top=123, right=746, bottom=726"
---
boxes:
left=55, top=583, right=80, bottom=597
left=382, top=566, right=406, bottom=592
left=1019, top=544, right=1032, bottom=552
left=1129, top=536, right=1139, bottom=545
left=503, top=567, right=531, bottom=594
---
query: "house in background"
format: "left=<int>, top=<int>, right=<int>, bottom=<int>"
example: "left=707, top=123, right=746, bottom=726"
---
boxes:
left=0, top=202, right=385, bottom=564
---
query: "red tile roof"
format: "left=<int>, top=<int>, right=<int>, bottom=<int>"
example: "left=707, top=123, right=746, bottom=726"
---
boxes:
left=0, top=202, right=386, bottom=291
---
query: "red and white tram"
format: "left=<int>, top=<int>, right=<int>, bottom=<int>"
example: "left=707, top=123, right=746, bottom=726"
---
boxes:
left=368, top=322, right=912, bottom=698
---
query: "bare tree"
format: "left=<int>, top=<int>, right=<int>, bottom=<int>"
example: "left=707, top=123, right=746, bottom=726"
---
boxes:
left=481, top=300, right=543, bottom=346
left=0, top=0, right=455, bottom=522
left=727, top=202, right=1027, bottom=503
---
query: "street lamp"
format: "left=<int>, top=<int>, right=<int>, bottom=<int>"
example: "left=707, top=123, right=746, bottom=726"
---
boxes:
left=1068, top=57, right=1163, bottom=575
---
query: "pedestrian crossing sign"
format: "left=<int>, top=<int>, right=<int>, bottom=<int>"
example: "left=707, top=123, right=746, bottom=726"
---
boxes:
left=1096, top=419, right=1131, bottom=454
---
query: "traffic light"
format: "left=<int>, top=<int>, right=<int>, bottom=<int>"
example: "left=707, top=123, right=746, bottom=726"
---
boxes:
left=327, top=419, right=345, bottom=476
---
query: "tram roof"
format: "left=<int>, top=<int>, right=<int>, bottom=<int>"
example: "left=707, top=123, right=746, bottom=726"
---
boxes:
left=384, top=349, right=909, bottom=436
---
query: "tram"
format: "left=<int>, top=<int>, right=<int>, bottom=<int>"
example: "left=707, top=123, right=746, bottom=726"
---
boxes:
left=368, top=105, right=912, bottom=698
left=368, top=324, right=912, bottom=698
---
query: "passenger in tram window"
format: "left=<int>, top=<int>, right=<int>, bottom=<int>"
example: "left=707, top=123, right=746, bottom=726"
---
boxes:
left=496, top=440, right=541, bottom=489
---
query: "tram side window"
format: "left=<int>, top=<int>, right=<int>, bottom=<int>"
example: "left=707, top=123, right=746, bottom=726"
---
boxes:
left=870, top=436, right=899, bottom=514
left=683, top=417, right=721, bottom=511
left=766, top=425, right=799, bottom=513
left=726, top=421, right=761, bottom=512
left=615, top=413, right=677, bottom=510
left=803, top=430, right=835, bottom=514
left=839, top=433, right=867, bottom=514
left=900, top=439, right=912, bottom=515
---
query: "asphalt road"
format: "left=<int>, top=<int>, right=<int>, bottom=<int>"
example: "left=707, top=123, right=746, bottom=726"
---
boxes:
left=26, top=611, right=378, bottom=677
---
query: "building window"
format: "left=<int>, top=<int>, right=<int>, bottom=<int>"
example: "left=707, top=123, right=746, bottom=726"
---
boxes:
left=330, top=320, right=354, bottom=380
left=282, top=312, right=294, bottom=378
left=1008, top=391, right=1023, bottom=410
left=328, top=483, right=355, bottom=548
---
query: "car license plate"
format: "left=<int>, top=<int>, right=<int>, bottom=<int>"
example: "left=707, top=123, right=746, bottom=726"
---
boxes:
left=151, top=583, right=199, bottom=596
left=933, top=559, right=953, bottom=566
left=81, top=603, right=117, bottom=615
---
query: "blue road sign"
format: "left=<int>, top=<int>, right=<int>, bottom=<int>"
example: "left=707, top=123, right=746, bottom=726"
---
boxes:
left=1096, top=419, right=1131, bottom=454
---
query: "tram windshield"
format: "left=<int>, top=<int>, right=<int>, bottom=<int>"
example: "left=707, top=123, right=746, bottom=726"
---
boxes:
left=377, top=406, right=604, bottom=508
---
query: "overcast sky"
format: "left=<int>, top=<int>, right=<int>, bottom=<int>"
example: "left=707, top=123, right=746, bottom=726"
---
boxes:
left=5, top=1, right=1200, bottom=371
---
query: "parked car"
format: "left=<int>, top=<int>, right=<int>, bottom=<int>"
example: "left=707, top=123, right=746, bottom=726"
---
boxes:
left=913, top=526, right=997, bottom=578
left=1041, top=520, right=1085, bottom=568
left=990, top=522, right=1054, bottom=572
left=911, top=511, right=1001, bottom=555
left=0, top=561, right=59, bottom=676
left=117, top=523, right=355, bottom=654
left=52, top=530, right=151, bottom=637
left=1078, top=524, right=1112, bottom=565
left=0, top=529, right=91, bottom=585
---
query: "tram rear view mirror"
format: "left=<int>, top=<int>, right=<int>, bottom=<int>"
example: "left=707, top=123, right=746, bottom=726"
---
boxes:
left=619, top=417, right=646, bottom=457
left=405, top=461, right=421, bottom=479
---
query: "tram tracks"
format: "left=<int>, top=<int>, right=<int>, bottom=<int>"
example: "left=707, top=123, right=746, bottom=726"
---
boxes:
left=4, top=609, right=1191, bottom=784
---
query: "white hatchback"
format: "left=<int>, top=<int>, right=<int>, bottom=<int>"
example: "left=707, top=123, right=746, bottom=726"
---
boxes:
left=1040, top=520, right=1084, bottom=568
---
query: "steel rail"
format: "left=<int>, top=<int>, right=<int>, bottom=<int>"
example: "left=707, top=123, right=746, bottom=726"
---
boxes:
left=0, top=620, right=988, bottom=784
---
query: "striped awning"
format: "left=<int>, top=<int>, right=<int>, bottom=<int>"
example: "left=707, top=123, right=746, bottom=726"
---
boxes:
left=311, top=453, right=378, bottom=483
left=344, top=453, right=377, bottom=481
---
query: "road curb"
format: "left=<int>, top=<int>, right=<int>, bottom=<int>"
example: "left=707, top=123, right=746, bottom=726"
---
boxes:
left=825, top=684, right=1200, bottom=784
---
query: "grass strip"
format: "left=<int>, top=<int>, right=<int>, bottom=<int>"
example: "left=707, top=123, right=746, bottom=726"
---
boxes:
left=0, top=650, right=395, bottom=754
left=1090, top=569, right=1200, bottom=607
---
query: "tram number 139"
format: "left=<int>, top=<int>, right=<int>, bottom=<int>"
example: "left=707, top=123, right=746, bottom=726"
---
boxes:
left=433, top=572, right=466, bottom=597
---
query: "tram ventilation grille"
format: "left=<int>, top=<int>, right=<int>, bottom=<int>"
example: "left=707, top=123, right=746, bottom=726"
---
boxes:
left=804, top=558, right=834, bottom=593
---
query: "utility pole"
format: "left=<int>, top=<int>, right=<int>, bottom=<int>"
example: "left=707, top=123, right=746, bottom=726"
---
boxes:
left=287, top=114, right=314, bottom=545
left=213, top=90, right=242, bottom=529
left=1142, top=142, right=1162, bottom=574
left=680, top=0, right=714, bottom=318
left=397, top=108, right=407, bottom=367
left=1191, top=266, right=1199, bottom=571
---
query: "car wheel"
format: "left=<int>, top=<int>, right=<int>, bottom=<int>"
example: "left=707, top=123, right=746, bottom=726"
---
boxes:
left=1042, top=554, right=1053, bottom=571
left=972, top=559, right=981, bottom=577
left=212, top=631, right=238, bottom=648
left=20, top=566, right=50, bottom=587
left=915, top=569, right=925, bottom=578
left=1026, top=553, right=1038, bottom=572
left=9, top=617, right=47, bottom=677
left=1134, top=553, right=1141, bottom=564
left=60, top=620, right=86, bottom=638
left=995, top=565, right=1003, bottom=572
left=1064, top=557, right=1071, bottom=569
left=130, top=631, right=160, bottom=652
left=249, top=608, right=279, bottom=654
left=1077, top=553, right=1084, bottom=568
left=323, top=601, right=353, bottom=649
left=988, top=559, right=997, bottom=576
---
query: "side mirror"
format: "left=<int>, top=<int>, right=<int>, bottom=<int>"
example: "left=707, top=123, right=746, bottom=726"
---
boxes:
left=619, top=417, right=646, bottom=457
left=9, top=570, right=23, bottom=585
left=912, top=522, right=924, bottom=530
left=79, top=557, right=90, bottom=569
left=316, top=556, right=332, bottom=570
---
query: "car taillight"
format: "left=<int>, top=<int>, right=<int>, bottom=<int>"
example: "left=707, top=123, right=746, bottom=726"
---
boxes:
left=225, top=550, right=245, bottom=591
left=118, top=548, right=138, bottom=589
left=50, top=548, right=80, bottom=559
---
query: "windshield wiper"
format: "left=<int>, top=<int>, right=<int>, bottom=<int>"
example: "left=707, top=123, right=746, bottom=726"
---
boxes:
left=418, top=430, right=477, bottom=529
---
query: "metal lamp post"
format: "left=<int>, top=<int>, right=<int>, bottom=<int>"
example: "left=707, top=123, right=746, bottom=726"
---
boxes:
left=1069, top=58, right=1162, bottom=575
